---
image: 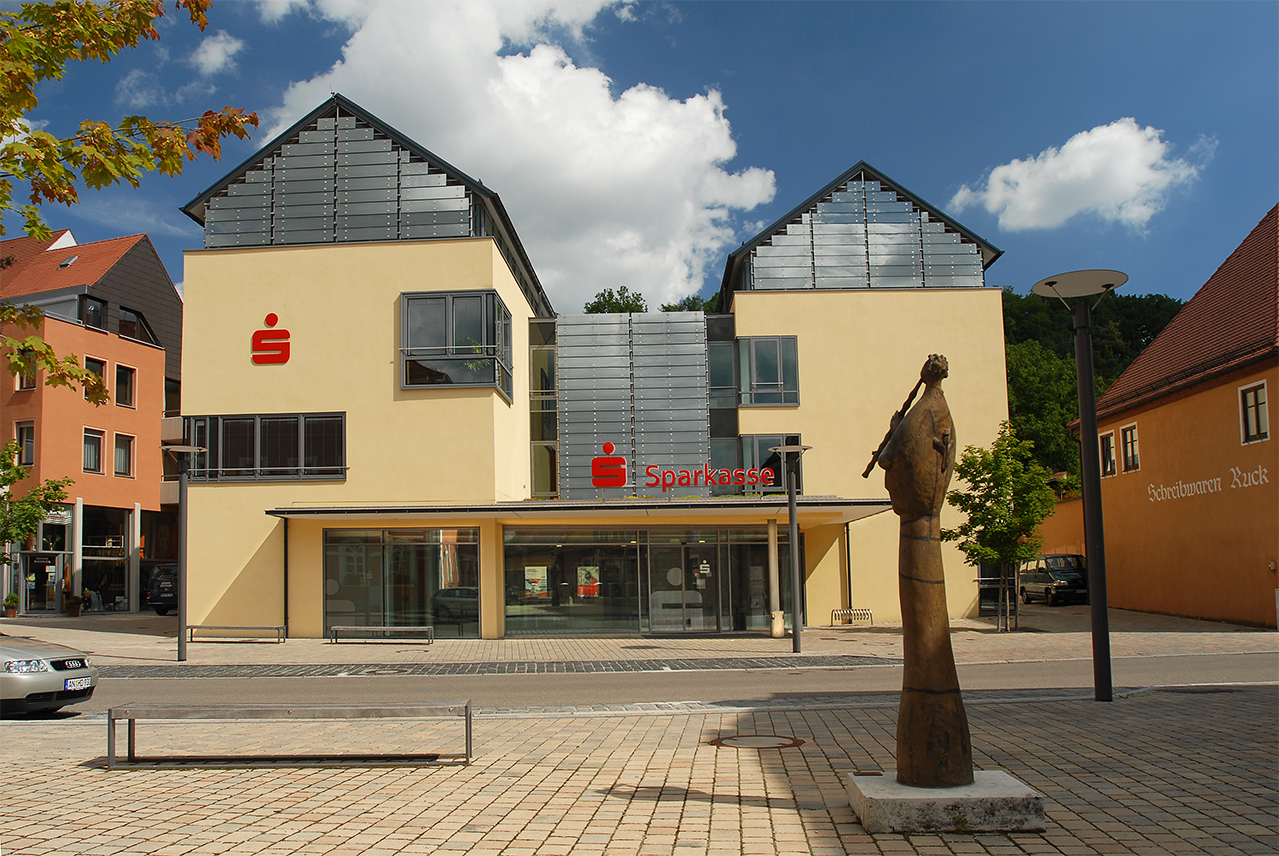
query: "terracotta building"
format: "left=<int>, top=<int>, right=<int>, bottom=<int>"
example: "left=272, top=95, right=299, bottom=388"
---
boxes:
left=1, top=230, right=182, bottom=614
left=1040, top=205, right=1278, bottom=627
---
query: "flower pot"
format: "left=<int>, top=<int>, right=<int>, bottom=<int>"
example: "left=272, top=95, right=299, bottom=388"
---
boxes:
left=3, top=607, right=16, bottom=618
left=66, top=606, right=81, bottom=618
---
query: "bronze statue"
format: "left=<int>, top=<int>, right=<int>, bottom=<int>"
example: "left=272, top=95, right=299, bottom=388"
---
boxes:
left=864, top=354, right=974, bottom=788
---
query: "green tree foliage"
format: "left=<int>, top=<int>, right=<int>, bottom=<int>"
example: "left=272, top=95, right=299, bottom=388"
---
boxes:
left=1, top=1, right=258, bottom=402
left=943, top=422, right=1058, bottom=571
left=0, top=440, right=72, bottom=567
left=659, top=293, right=718, bottom=312
left=1005, top=340, right=1081, bottom=484
left=583, top=286, right=648, bottom=314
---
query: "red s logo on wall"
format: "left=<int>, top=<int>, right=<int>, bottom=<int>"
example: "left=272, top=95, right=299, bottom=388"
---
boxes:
left=591, top=442, right=627, bottom=488
left=251, top=313, right=290, bottom=364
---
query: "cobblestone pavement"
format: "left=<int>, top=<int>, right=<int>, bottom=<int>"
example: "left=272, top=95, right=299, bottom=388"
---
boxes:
left=2, top=686, right=1276, bottom=855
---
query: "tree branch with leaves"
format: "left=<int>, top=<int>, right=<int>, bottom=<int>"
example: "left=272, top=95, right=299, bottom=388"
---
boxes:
left=0, top=440, right=72, bottom=567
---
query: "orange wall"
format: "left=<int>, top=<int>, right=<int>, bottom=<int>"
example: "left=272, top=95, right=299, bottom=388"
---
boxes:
left=1038, top=496, right=1084, bottom=557
left=1087, top=361, right=1278, bottom=627
left=2, top=316, right=166, bottom=511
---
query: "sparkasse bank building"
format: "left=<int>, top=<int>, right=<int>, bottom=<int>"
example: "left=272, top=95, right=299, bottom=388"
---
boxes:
left=177, top=94, right=1008, bottom=639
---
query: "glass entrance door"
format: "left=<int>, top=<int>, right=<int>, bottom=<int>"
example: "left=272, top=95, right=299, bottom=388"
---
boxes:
left=647, top=545, right=720, bottom=632
left=23, top=553, right=60, bottom=612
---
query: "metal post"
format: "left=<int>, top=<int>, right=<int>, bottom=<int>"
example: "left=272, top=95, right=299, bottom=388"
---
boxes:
left=787, top=453, right=802, bottom=654
left=1073, top=301, right=1113, bottom=702
left=177, top=456, right=188, bottom=663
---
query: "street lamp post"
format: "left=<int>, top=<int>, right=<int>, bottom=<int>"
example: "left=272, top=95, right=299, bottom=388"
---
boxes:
left=770, top=444, right=811, bottom=653
left=162, top=445, right=204, bottom=663
left=1032, top=270, right=1126, bottom=702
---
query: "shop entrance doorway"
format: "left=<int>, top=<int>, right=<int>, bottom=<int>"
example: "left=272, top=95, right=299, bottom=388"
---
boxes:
left=22, top=553, right=61, bottom=612
left=647, top=544, right=720, bottom=632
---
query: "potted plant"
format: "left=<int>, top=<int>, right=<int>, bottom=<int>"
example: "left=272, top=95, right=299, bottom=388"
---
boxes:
left=3, top=593, right=17, bottom=618
left=65, top=595, right=83, bottom=618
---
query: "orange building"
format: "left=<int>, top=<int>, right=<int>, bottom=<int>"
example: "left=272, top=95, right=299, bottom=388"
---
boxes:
left=1040, top=206, right=1278, bottom=627
left=1, top=230, right=182, bottom=614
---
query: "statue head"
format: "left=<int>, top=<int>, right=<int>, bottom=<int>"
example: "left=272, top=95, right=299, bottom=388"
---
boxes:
left=922, top=354, right=948, bottom=384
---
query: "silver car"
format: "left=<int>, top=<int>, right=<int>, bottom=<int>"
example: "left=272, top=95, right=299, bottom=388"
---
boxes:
left=1, top=634, right=99, bottom=715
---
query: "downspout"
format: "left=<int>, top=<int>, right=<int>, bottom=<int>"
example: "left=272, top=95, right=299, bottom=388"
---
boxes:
left=845, top=522, right=853, bottom=611
left=282, top=517, right=289, bottom=638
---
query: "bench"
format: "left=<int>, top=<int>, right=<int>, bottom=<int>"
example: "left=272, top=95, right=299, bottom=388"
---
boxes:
left=187, top=624, right=286, bottom=642
left=831, top=608, right=874, bottom=626
left=330, top=625, right=434, bottom=643
left=106, top=700, right=471, bottom=768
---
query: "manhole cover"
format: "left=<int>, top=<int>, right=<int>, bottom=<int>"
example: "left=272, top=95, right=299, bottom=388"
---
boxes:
left=710, top=735, right=804, bottom=749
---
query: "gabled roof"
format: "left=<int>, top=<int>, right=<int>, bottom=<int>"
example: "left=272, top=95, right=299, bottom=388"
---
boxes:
left=1, top=232, right=149, bottom=301
left=1096, top=205, right=1278, bottom=420
left=181, top=93, right=554, bottom=317
left=718, top=161, right=1002, bottom=308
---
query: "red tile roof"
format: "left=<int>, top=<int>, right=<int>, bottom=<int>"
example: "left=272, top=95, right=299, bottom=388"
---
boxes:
left=1096, top=205, right=1278, bottom=420
left=0, top=232, right=148, bottom=301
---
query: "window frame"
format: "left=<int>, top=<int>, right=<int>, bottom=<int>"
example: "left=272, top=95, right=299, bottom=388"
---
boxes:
left=1240, top=380, right=1269, bottom=445
left=186, top=413, right=346, bottom=481
left=114, top=432, right=135, bottom=478
left=400, top=290, right=513, bottom=401
left=1119, top=423, right=1139, bottom=473
left=15, top=349, right=36, bottom=390
left=1099, top=431, right=1117, bottom=477
left=84, top=356, right=107, bottom=401
left=118, top=306, right=159, bottom=346
left=736, top=336, right=799, bottom=406
left=79, top=295, right=107, bottom=330
left=115, top=364, right=136, bottom=408
left=83, top=428, right=105, bottom=474
left=15, top=421, right=35, bottom=466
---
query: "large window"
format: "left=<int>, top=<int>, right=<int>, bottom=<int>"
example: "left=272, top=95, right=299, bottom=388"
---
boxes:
left=1120, top=424, right=1139, bottom=472
left=83, top=429, right=104, bottom=473
left=1241, top=382, right=1268, bottom=443
left=15, top=422, right=34, bottom=466
left=737, top=337, right=798, bottom=405
left=187, top=413, right=345, bottom=480
left=401, top=291, right=512, bottom=398
left=1099, top=431, right=1116, bottom=477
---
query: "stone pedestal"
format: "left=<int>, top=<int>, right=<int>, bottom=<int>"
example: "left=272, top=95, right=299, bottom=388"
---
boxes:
left=846, top=770, right=1045, bottom=833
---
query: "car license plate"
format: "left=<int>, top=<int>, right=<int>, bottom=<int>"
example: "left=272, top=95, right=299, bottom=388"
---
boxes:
left=64, top=677, right=92, bottom=691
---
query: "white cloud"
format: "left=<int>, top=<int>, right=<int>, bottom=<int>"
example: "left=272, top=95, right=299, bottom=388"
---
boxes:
left=258, top=0, right=773, bottom=311
left=71, top=195, right=194, bottom=239
left=114, top=69, right=167, bottom=109
left=188, top=30, right=246, bottom=76
left=950, top=118, right=1206, bottom=232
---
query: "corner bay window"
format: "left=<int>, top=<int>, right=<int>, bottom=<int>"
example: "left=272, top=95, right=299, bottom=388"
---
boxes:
left=401, top=291, right=512, bottom=398
left=186, top=413, right=345, bottom=480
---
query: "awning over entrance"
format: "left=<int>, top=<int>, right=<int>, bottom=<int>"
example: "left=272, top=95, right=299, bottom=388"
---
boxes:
left=265, top=495, right=891, bottom=528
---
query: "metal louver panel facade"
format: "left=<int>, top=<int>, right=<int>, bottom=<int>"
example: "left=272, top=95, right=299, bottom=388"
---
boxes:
left=558, top=313, right=710, bottom=500
left=750, top=179, right=984, bottom=291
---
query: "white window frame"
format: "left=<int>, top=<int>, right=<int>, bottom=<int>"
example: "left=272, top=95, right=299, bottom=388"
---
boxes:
left=83, top=428, right=105, bottom=474
left=15, top=421, right=35, bottom=466
left=115, top=363, right=136, bottom=408
left=84, top=354, right=107, bottom=401
left=1239, top=380, right=1269, bottom=445
left=114, top=432, right=135, bottom=478
left=1119, top=423, right=1139, bottom=473
left=1099, top=430, right=1117, bottom=477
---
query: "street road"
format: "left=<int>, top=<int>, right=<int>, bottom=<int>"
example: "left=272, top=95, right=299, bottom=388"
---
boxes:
left=79, top=651, right=1276, bottom=711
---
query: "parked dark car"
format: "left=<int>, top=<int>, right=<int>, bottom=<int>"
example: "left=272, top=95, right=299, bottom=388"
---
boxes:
left=1019, top=554, right=1088, bottom=606
left=146, top=564, right=178, bottom=615
left=431, top=587, right=479, bottom=622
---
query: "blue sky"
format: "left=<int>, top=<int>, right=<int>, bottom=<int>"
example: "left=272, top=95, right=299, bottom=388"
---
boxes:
left=9, top=1, right=1277, bottom=313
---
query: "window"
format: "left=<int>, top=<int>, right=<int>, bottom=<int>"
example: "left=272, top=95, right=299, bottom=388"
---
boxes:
left=712, top=434, right=802, bottom=496
left=737, top=337, right=798, bottom=405
left=118, top=307, right=159, bottom=345
left=1120, top=425, right=1139, bottom=472
left=115, top=365, right=135, bottom=407
left=708, top=342, right=737, bottom=408
left=1241, top=382, right=1268, bottom=443
left=83, top=430, right=104, bottom=473
left=15, top=422, right=34, bottom=466
left=84, top=357, right=106, bottom=400
left=79, top=296, right=107, bottom=330
left=401, top=291, right=513, bottom=399
left=187, top=413, right=345, bottom=480
left=114, top=434, right=134, bottom=477
left=15, top=349, right=36, bottom=390
left=1099, top=432, right=1116, bottom=477
left=529, top=319, right=558, bottom=498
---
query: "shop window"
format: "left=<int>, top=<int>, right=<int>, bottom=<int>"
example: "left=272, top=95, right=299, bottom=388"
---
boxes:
left=115, top=365, right=135, bottom=407
left=1241, top=382, right=1268, bottom=443
left=1120, top=425, right=1139, bottom=472
left=15, top=422, right=34, bottom=466
left=187, top=413, right=345, bottom=480
left=1099, top=431, right=1116, bottom=477
left=737, top=337, right=798, bottom=405
left=118, top=307, right=159, bottom=345
left=83, top=429, right=104, bottom=473
left=79, top=295, right=107, bottom=330
left=84, top=357, right=106, bottom=400
left=114, top=433, right=134, bottom=477
left=401, top=291, right=512, bottom=399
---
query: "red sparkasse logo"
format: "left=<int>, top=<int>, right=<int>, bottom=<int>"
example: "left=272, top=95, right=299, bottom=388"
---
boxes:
left=591, top=442, right=627, bottom=487
left=252, top=313, right=290, bottom=364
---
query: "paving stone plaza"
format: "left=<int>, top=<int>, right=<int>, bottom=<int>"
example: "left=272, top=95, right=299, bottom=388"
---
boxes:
left=2, top=608, right=1276, bottom=855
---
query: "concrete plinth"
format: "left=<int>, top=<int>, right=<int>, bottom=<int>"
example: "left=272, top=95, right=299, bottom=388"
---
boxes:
left=846, top=770, right=1045, bottom=833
